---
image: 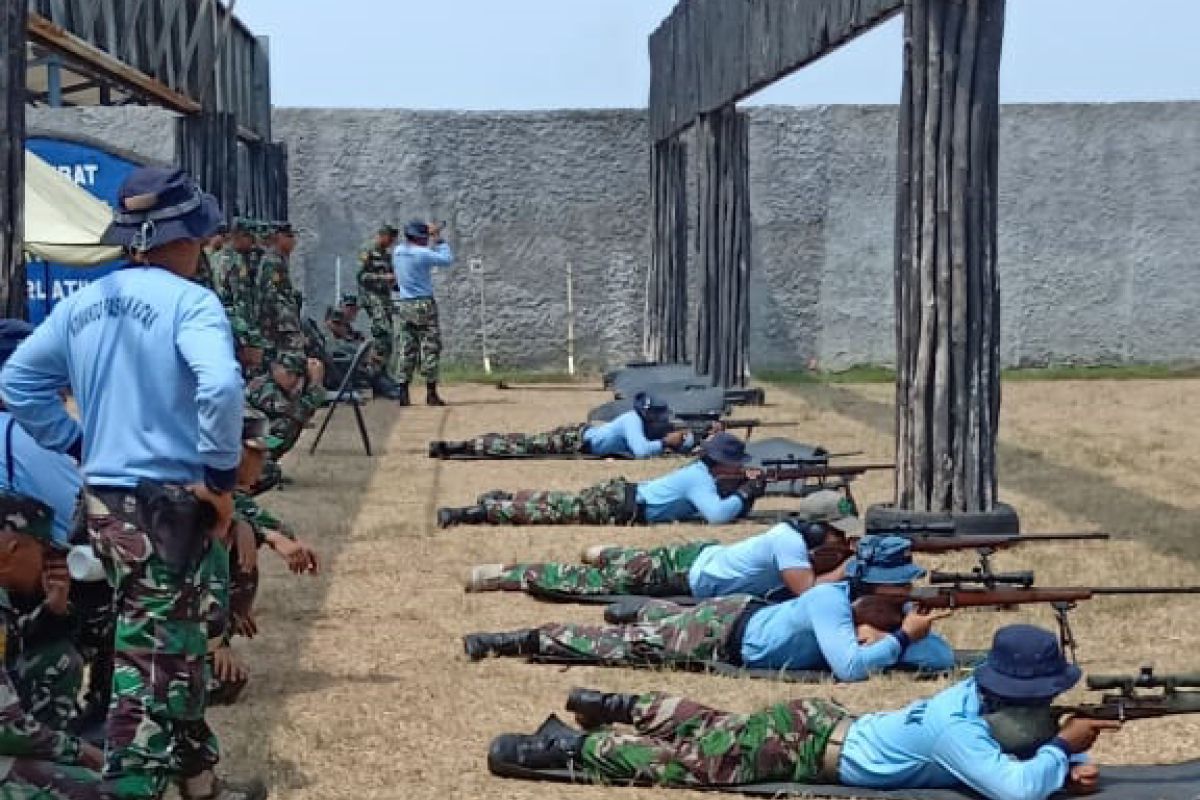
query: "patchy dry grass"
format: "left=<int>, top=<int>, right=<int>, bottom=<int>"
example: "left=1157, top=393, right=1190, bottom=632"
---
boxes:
left=208, top=379, right=1200, bottom=800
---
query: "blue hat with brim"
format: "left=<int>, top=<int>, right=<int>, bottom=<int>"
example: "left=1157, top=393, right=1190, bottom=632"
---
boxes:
left=404, top=220, right=430, bottom=240
left=844, top=534, right=926, bottom=585
left=699, top=432, right=751, bottom=466
left=101, top=167, right=223, bottom=252
left=974, top=624, right=1082, bottom=700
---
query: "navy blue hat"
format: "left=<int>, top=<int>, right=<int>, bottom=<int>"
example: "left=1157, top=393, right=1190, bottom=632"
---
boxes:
left=844, top=535, right=926, bottom=585
left=404, top=220, right=430, bottom=240
left=633, top=391, right=669, bottom=417
left=699, top=432, right=750, bottom=466
left=101, top=167, right=222, bottom=252
left=0, top=320, right=33, bottom=368
left=974, top=624, right=1081, bottom=700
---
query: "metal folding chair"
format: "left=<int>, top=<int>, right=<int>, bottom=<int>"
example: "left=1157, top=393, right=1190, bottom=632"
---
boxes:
left=309, top=340, right=374, bottom=456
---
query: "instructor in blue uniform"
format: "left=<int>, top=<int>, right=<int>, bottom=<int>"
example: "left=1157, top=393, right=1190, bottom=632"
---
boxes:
left=1, top=168, right=263, bottom=800
left=391, top=219, right=454, bottom=407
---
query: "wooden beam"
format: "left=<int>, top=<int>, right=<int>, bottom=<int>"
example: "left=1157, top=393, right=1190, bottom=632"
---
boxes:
left=1, top=0, right=25, bottom=317
left=27, top=11, right=202, bottom=113
left=649, top=0, right=903, bottom=141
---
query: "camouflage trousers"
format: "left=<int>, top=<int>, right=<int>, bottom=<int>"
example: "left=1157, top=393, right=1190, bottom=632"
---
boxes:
left=390, top=297, right=441, bottom=384
left=87, top=495, right=219, bottom=799
left=478, top=478, right=636, bottom=526
left=535, top=595, right=756, bottom=666
left=360, top=292, right=393, bottom=377
left=499, top=541, right=716, bottom=597
left=0, top=760, right=101, bottom=800
left=580, top=691, right=847, bottom=786
left=9, top=638, right=84, bottom=732
left=459, top=425, right=588, bottom=457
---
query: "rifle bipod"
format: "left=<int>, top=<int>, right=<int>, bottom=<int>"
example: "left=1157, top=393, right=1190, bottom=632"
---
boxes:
left=1052, top=601, right=1079, bottom=664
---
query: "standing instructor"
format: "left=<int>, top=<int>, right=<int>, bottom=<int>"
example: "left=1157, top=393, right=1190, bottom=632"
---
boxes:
left=0, top=167, right=263, bottom=800
left=391, top=220, right=454, bottom=406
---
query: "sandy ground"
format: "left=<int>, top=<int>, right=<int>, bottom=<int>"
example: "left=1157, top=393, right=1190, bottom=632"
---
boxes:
left=208, top=379, right=1200, bottom=800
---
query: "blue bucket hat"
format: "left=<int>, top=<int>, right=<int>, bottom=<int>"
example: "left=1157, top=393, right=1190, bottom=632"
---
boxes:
left=404, top=220, right=430, bottom=240
left=844, top=535, right=926, bottom=585
left=974, top=624, right=1081, bottom=700
left=0, top=319, right=34, bottom=368
left=101, top=167, right=223, bottom=253
left=699, top=432, right=751, bottom=466
left=633, top=391, right=670, bottom=420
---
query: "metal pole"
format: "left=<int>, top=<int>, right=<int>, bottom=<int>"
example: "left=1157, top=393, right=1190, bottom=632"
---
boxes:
left=566, top=260, right=576, bottom=375
left=471, top=257, right=490, bottom=374
left=334, top=255, right=341, bottom=301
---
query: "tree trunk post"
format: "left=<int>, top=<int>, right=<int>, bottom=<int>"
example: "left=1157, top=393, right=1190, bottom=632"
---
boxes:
left=893, top=0, right=1007, bottom=515
left=0, top=0, right=26, bottom=318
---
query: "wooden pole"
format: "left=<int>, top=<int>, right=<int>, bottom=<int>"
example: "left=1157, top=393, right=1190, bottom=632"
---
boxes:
left=894, top=0, right=1006, bottom=512
left=0, top=0, right=26, bottom=318
left=646, top=136, right=689, bottom=363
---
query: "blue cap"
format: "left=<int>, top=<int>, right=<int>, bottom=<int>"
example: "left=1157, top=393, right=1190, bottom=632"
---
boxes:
left=404, top=220, right=430, bottom=240
left=844, top=535, right=926, bottom=585
left=101, top=167, right=223, bottom=252
left=699, top=432, right=750, bottom=466
left=0, top=319, right=33, bottom=368
left=974, top=624, right=1081, bottom=700
left=632, top=391, right=669, bottom=418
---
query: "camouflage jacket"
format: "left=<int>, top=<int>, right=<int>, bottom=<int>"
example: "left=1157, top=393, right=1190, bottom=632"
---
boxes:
left=234, top=492, right=295, bottom=548
left=357, top=241, right=396, bottom=296
left=256, top=248, right=306, bottom=357
left=0, top=589, right=81, bottom=763
left=223, top=247, right=264, bottom=323
left=245, top=375, right=325, bottom=459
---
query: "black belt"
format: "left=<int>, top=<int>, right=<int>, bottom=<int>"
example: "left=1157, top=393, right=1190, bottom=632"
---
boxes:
left=721, top=600, right=769, bottom=667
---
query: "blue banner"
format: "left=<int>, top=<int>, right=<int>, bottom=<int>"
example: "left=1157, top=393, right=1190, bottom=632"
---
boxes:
left=25, top=138, right=140, bottom=324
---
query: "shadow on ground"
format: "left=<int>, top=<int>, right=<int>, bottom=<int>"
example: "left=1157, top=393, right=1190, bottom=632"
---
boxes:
left=778, top=382, right=1200, bottom=562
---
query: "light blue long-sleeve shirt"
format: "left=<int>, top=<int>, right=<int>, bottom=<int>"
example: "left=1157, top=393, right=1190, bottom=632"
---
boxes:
left=0, top=267, right=244, bottom=490
left=635, top=461, right=745, bottom=524
left=738, top=582, right=955, bottom=679
left=582, top=410, right=693, bottom=458
left=687, top=523, right=811, bottom=598
left=393, top=241, right=454, bottom=299
left=0, top=411, right=82, bottom=545
left=840, top=678, right=1074, bottom=800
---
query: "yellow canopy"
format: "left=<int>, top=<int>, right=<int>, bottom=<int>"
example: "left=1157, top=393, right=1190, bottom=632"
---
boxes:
left=23, top=150, right=122, bottom=267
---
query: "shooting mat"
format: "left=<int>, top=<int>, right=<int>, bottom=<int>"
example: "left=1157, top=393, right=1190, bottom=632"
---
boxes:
left=588, top=389, right=730, bottom=423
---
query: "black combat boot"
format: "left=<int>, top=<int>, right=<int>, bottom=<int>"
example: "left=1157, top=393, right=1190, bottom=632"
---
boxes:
left=372, top=373, right=403, bottom=400
left=476, top=490, right=513, bottom=503
left=488, top=730, right=585, bottom=775
left=463, top=629, right=540, bottom=661
left=426, top=382, right=446, bottom=406
left=437, top=506, right=487, bottom=528
left=394, top=382, right=411, bottom=406
left=566, top=687, right=639, bottom=729
left=428, top=441, right=446, bottom=458
left=430, top=440, right=470, bottom=457
left=603, top=597, right=649, bottom=625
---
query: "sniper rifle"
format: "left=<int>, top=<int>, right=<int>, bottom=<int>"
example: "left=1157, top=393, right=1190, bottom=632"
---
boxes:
left=807, top=533, right=1110, bottom=576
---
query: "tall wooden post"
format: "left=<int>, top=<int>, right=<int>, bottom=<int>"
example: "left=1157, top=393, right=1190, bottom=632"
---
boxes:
left=177, top=112, right=239, bottom=220
left=894, top=0, right=1006, bottom=513
left=695, top=106, right=751, bottom=388
left=645, top=135, right=688, bottom=363
left=0, top=0, right=25, bottom=318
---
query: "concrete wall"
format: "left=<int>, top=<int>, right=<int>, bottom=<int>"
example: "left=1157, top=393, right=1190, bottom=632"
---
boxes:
left=28, top=103, right=1200, bottom=370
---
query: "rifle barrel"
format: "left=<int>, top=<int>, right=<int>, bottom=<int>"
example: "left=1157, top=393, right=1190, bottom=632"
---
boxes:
left=1090, top=586, right=1200, bottom=594
left=907, top=533, right=1110, bottom=552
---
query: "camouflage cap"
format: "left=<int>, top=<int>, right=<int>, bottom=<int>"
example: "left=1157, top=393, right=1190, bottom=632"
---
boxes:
left=378, top=224, right=399, bottom=237
left=242, top=408, right=269, bottom=451
left=270, top=221, right=295, bottom=235
left=275, top=350, right=307, bottom=375
left=0, top=489, right=62, bottom=551
left=340, top=293, right=358, bottom=307
left=230, top=317, right=268, bottom=349
left=232, top=217, right=258, bottom=234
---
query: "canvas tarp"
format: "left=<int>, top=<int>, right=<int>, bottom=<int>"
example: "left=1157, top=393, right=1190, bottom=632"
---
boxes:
left=23, top=150, right=121, bottom=267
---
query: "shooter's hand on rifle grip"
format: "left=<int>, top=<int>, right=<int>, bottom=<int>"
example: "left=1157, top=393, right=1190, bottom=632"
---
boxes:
left=1057, top=718, right=1121, bottom=754
left=736, top=473, right=768, bottom=505
left=900, top=607, right=952, bottom=641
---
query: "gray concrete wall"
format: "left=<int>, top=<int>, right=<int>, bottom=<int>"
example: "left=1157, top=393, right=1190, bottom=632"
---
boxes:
left=29, top=103, right=1200, bottom=371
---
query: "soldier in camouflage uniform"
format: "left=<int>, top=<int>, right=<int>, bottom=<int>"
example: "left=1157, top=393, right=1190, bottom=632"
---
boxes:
left=255, top=222, right=307, bottom=364
left=221, top=220, right=265, bottom=327
left=464, top=594, right=758, bottom=667
left=230, top=318, right=269, bottom=383
left=245, top=352, right=326, bottom=461
left=356, top=226, right=402, bottom=397
left=0, top=489, right=104, bottom=799
left=441, top=477, right=638, bottom=528
left=391, top=221, right=454, bottom=406
left=488, top=687, right=847, bottom=788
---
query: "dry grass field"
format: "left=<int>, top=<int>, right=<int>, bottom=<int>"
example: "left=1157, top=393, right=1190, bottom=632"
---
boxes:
left=208, top=378, right=1200, bottom=800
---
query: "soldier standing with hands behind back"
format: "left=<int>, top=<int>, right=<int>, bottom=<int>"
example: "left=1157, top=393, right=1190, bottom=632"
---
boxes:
left=392, top=220, right=454, bottom=406
left=356, top=226, right=403, bottom=399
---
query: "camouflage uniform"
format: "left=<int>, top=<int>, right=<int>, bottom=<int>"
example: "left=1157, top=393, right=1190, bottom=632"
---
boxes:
left=459, top=425, right=589, bottom=457
left=357, top=241, right=395, bottom=378
left=85, top=490, right=218, bottom=799
left=476, top=478, right=636, bottom=526
left=245, top=373, right=326, bottom=461
left=498, top=541, right=717, bottom=597
left=255, top=247, right=306, bottom=363
left=580, top=691, right=847, bottom=786
left=0, top=495, right=101, bottom=800
left=223, top=248, right=263, bottom=327
left=533, top=595, right=757, bottom=666
left=391, top=297, right=440, bottom=384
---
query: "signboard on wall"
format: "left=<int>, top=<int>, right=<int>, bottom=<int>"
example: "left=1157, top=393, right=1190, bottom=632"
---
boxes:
left=25, top=137, right=140, bottom=324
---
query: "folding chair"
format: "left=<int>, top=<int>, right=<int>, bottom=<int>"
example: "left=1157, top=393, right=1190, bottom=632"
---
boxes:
left=309, top=340, right=374, bottom=456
